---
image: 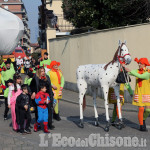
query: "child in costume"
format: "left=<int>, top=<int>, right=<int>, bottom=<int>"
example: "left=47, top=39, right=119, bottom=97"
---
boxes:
left=40, top=52, right=51, bottom=68
left=8, top=73, right=22, bottom=132
left=24, top=71, right=35, bottom=113
left=16, top=84, right=31, bottom=134
left=3, top=79, right=13, bottom=120
left=123, top=58, right=150, bottom=131
left=0, top=67, right=5, bottom=106
left=47, top=61, right=64, bottom=121
left=109, top=83, right=133, bottom=126
left=1, top=60, right=15, bottom=120
left=24, top=72, right=34, bottom=86
left=34, top=83, right=51, bottom=133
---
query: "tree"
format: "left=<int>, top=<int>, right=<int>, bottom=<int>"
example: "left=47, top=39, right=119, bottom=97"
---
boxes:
left=62, top=0, right=150, bottom=29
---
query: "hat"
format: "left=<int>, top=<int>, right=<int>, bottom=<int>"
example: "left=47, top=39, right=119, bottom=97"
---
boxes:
left=47, top=61, right=60, bottom=69
left=44, top=52, right=48, bottom=56
left=5, top=61, right=10, bottom=65
left=7, top=58, right=11, bottom=63
left=134, top=58, right=150, bottom=66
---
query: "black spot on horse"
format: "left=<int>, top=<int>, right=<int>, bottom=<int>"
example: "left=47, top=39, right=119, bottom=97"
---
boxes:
left=108, top=82, right=109, bottom=84
left=106, top=73, right=107, bottom=75
left=80, top=84, right=82, bottom=86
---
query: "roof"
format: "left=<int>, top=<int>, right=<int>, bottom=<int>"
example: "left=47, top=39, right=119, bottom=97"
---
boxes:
left=30, top=43, right=39, bottom=47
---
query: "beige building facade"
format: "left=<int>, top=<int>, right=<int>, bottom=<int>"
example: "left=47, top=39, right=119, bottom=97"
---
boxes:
left=46, top=0, right=74, bottom=56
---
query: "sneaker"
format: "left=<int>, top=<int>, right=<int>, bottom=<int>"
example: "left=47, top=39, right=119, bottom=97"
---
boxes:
left=24, top=128, right=32, bottom=134
left=20, top=130, right=26, bottom=135
left=4, top=117, right=7, bottom=120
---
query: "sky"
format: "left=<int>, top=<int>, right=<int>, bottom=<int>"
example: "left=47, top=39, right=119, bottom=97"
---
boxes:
left=22, top=0, right=41, bottom=43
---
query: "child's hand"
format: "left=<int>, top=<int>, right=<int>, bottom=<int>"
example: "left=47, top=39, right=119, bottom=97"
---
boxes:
left=8, top=105, right=11, bottom=108
left=52, top=85, right=57, bottom=90
left=24, top=105, right=28, bottom=111
left=31, top=92, right=36, bottom=99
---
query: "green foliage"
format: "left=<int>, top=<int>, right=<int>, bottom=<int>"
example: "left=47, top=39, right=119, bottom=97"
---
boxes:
left=62, top=0, right=150, bottom=29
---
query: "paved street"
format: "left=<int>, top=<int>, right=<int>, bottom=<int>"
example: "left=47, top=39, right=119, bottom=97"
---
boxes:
left=0, top=89, right=149, bottom=150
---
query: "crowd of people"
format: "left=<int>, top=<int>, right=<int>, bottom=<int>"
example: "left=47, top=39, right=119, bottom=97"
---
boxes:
left=0, top=52, right=64, bottom=134
left=0, top=52, right=150, bottom=134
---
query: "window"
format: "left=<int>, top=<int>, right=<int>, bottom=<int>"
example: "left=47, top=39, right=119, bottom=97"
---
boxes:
left=4, top=6, right=8, bottom=10
left=4, top=0, right=8, bottom=2
left=15, top=50, right=23, bottom=53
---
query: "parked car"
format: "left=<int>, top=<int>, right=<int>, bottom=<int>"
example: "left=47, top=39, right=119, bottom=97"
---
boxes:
left=12, top=47, right=27, bottom=58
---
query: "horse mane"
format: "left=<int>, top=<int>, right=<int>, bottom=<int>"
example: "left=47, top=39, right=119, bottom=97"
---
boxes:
left=104, top=43, right=124, bottom=70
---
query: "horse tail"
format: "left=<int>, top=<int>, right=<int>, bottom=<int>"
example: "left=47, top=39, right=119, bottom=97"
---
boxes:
left=83, top=95, right=86, bottom=111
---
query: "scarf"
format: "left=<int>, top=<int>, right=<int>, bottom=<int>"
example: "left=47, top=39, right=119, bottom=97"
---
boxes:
left=138, top=68, right=144, bottom=87
left=41, top=76, right=46, bottom=80
left=52, top=68, right=61, bottom=84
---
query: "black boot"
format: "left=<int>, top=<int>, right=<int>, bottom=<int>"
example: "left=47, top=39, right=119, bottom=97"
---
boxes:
left=49, top=124, right=55, bottom=130
left=140, top=125, right=148, bottom=132
left=54, top=113, right=61, bottom=121
left=143, top=120, right=148, bottom=131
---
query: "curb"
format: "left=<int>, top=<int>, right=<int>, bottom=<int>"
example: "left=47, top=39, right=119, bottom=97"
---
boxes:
left=61, top=98, right=138, bottom=113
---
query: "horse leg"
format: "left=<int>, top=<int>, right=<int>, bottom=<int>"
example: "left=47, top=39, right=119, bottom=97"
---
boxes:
left=114, top=85, right=124, bottom=129
left=78, top=80, right=87, bottom=128
left=103, top=86, right=110, bottom=132
left=91, top=87, right=99, bottom=126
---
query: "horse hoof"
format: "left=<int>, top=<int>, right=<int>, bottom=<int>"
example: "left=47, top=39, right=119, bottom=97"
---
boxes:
left=121, top=123, right=126, bottom=128
left=116, top=124, right=122, bottom=130
left=95, top=121, right=100, bottom=127
left=104, top=126, right=109, bottom=132
left=79, top=123, right=84, bottom=128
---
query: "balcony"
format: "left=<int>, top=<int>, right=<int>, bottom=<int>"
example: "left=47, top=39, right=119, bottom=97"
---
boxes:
left=47, top=14, right=74, bottom=32
left=10, top=9, right=26, bottom=14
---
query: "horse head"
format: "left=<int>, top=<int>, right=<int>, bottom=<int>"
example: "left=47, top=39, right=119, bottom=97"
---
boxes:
left=118, top=42, right=132, bottom=65
left=104, top=41, right=132, bottom=70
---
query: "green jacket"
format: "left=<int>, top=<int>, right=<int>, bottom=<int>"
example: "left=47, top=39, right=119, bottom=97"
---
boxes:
left=129, top=69, right=150, bottom=80
left=1, top=62, right=14, bottom=70
left=40, top=59, right=51, bottom=68
left=1, top=68, right=15, bottom=81
left=24, top=77, right=32, bottom=86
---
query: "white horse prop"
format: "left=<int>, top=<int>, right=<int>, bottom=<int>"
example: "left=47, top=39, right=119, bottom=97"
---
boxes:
left=77, top=41, right=132, bottom=132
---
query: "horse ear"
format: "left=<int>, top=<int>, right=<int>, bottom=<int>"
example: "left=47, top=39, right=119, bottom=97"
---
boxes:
left=124, top=40, right=126, bottom=45
left=118, top=40, right=121, bottom=46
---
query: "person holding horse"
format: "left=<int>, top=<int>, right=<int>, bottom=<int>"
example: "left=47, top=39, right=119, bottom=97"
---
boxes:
left=109, top=82, right=133, bottom=127
left=123, top=58, right=150, bottom=131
